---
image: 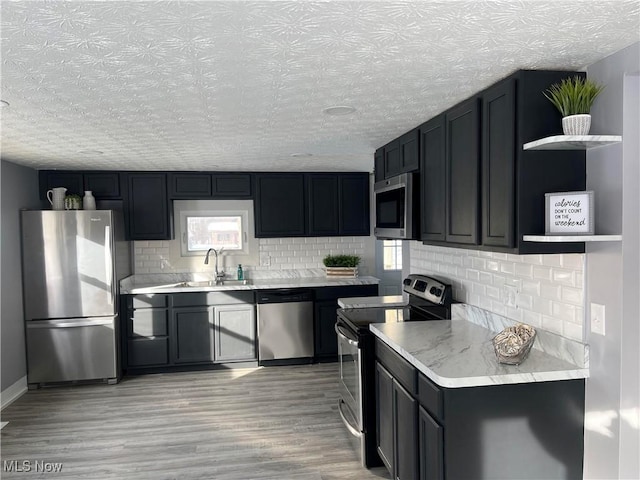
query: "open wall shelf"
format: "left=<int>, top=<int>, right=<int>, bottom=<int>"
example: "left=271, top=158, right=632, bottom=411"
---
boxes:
left=523, top=234, right=622, bottom=243
left=523, top=135, right=622, bottom=150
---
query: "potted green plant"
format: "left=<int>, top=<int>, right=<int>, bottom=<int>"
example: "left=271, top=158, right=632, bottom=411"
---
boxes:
left=323, top=254, right=360, bottom=278
left=543, top=76, right=605, bottom=135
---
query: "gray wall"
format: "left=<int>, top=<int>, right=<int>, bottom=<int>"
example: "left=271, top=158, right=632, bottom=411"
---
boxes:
left=1, top=160, right=40, bottom=391
left=585, top=41, right=639, bottom=480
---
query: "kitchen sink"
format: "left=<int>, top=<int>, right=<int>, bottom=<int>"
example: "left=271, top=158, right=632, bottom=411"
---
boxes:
left=180, top=279, right=251, bottom=287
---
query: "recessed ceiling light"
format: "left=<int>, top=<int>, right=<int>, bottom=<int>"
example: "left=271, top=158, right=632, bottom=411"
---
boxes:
left=323, top=105, right=356, bottom=116
left=290, top=153, right=313, bottom=158
left=78, top=150, right=103, bottom=155
left=0, top=100, right=9, bottom=107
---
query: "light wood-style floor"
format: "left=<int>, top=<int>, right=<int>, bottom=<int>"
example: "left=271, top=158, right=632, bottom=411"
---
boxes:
left=1, top=363, right=390, bottom=480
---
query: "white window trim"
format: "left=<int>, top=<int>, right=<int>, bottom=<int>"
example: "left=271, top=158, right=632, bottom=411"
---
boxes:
left=175, top=200, right=254, bottom=258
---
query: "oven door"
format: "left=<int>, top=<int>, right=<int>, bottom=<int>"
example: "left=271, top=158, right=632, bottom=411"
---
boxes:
left=335, top=320, right=365, bottom=461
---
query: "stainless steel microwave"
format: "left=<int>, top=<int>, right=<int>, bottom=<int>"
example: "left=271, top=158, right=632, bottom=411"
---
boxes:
left=373, top=172, right=419, bottom=240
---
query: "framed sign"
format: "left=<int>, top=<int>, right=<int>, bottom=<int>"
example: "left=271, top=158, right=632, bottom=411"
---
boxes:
left=545, top=191, right=594, bottom=235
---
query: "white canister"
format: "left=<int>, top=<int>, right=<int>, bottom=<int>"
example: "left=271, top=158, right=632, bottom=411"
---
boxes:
left=46, top=187, right=67, bottom=210
left=83, top=191, right=96, bottom=210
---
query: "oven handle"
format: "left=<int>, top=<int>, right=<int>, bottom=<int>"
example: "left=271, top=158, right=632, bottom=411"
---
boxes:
left=335, top=322, right=359, bottom=347
left=338, top=399, right=362, bottom=438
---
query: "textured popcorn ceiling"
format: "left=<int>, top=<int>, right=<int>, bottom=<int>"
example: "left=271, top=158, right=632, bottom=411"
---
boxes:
left=1, top=1, right=638, bottom=172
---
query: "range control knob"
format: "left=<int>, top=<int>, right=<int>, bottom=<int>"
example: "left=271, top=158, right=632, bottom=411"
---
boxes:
left=429, top=287, right=437, bottom=295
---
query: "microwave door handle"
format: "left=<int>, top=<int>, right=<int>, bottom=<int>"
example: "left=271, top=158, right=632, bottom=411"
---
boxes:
left=335, top=323, right=359, bottom=347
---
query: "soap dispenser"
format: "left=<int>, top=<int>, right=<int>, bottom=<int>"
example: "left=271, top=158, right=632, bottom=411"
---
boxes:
left=237, top=264, right=244, bottom=281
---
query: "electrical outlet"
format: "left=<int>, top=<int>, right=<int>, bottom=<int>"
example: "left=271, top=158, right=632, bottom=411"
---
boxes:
left=501, top=284, right=518, bottom=308
left=260, top=255, right=270, bottom=267
left=591, top=303, right=606, bottom=336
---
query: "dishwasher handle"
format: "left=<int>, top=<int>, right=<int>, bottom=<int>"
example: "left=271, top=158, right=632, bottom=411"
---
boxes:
left=256, top=289, right=314, bottom=304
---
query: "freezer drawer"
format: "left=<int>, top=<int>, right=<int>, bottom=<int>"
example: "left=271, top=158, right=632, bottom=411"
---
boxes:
left=26, top=317, right=118, bottom=385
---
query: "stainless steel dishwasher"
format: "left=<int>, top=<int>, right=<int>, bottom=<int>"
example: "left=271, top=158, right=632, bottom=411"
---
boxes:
left=257, top=289, right=314, bottom=365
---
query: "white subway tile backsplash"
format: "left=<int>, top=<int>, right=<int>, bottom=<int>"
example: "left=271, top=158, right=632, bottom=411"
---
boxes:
left=562, top=322, right=583, bottom=341
left=522, top=310, right=542, bottom=328
left=500, top=262, right=515, bottom=275
left=409, top=243, right=585, bottom=341
left=514, top=263, right=533, bottom=277
left=540, top=283, right=562, bottom=300
left=552, top=302, right=576, bottom=322
left=134, top=236, right=372, bottom=276
left=521, top=279, right=540, bottom=295
left=552, top=268, right=576, bottom=286
left=561, top=254, right=585, bottom=269
left=533, top=297, right=553, bottom=316
left=542, top=315, right=564, bottom=335
left=486, top=260, right=500, bottom=272
left=562, top=286, right=584, bottom=305
left=533, top=265, right=553, bottom=281
left=542, top=255, right=562, bottom=267
left=486, top=285, right=500, bottom=300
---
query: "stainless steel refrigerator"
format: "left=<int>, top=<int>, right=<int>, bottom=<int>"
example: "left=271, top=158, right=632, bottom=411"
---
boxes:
left=21, top=210, right=130, bottom=387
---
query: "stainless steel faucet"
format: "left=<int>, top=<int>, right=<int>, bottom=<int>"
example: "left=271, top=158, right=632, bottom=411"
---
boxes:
left=204, top=247, right=225, bottom=284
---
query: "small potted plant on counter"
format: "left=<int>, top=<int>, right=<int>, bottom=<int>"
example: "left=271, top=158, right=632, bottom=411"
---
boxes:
left=323, top=254, right=360, bottom=278
left=543, top=75, right=605, bottom=135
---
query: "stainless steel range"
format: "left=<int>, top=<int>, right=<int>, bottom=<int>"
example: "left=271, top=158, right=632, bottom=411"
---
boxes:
left=335, top=274, right=453, bottom=468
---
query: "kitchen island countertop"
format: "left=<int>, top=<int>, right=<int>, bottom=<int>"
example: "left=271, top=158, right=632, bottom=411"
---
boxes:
left=337, top=295, right=405, bottom=309
left=370, top=304, right=589, bottom=388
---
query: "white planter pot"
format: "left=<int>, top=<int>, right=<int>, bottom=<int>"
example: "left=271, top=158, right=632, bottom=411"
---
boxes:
left=562, top=114, right=591, bottom=135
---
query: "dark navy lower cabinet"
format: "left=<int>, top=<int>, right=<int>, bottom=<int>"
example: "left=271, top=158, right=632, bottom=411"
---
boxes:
left=418, top=406, right=444, bottom=480
left=123, top=292, right=256, bottom=373
left=313, top=285, right=378, bottom=362
left=375, top=338, right=585, bottom=480
left=172, top=307, right=215, bottom=363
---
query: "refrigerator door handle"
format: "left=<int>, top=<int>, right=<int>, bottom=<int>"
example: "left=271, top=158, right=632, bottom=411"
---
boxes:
left=104, top=225, right=113, bottom=305
left=27, top=318, right=115, bottom=328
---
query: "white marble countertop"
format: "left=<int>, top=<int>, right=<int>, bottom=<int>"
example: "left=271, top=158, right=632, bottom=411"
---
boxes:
left=338, top=295, right=405, bottom=309
left=370, top=304, right=589, bottom=388
left=121, top=274, right=380, bottom=294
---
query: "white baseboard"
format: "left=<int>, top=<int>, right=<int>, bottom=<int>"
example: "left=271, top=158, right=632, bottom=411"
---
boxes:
left=1, top=376, right=27, bottom=410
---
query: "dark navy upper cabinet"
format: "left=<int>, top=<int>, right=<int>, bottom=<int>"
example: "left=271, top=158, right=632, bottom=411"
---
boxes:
left=399, top=129, right=420, bottom=173
left=445, top=97, right=481, bottom=245
left=377, top=128, right=420, bottom=180
left=383, top=139, right=402, bottom=178
left=211, top=173, right=252, bottom=198
left=84, top=172, right=121, bottom=198
left=374, top=148, right=385, bottom=182
left=419, top=115, right=447, bottom=242
left=307, top=173, right=370, bottom=237
left=479, top=70, right=586, bottom=254
left=168, top=173, right=212, bottom=199
left=482, top=79, right=516, bottom=248
left=411, top=70, right=587, bottom=254
left=307, top=174, right=340, bottom=236
left=257, top=172, right=369, bottom=238
left=254, top=173, right=306, bottom=237
left=125, top=173, right=172, bottom=240
left=339, top=173, right=370, bottom=236
left=40, top=171, right=120, bottom=202
left=39, top=171, right=84, bottom=200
